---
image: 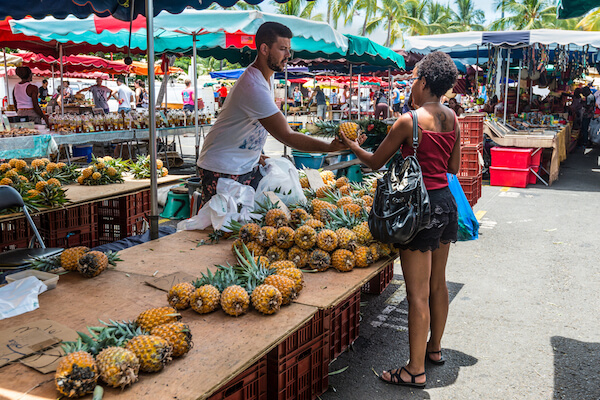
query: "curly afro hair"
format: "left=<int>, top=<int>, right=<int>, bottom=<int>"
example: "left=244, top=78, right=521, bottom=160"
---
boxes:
left=414, top=52, right=458, bottom=98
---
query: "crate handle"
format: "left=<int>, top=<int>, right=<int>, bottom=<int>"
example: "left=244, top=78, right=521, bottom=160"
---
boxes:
left=223, top=380, right=244, bottom=397
left=297, top=347, right=312, bottom=362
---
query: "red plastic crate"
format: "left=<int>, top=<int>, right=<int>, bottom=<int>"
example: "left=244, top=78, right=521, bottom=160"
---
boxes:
left=97, top=214, right=148, bottom=244
left=457, top=114, right=485, bottom=145
left=207, top=357, right=267, bottom=400
left=40, top=202, right=97, bottom=233
left=1, top=216, right=33, bottom=251
left=39, top=225, right=98, bottom=248
left=490, top=147, right=534, bottom=168
left=489, top=166, right=529, bottom=188
left=458, top=175, right=479, bottom=206
left=328, top=289, right=361, bottom=360
left=459, top=144, right=482, bottom=177
left=530, top=148, right=542, bottom=167
left=97, top=190, right=151, bottom=221
left=267, top=332, right=329, bottom=400
left=362, top=260, right=394, bottom=295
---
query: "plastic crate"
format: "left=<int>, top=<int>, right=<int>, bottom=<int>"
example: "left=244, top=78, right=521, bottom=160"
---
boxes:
left=459, top=144, right=482, bottom=177
left=1, top=216, right=33, bottom=251
left=207, top=357, right=267, bottom=400
left=458, top=175, right=480, bottom=206
left=361, top=260, right=394, bottom=295
left=40, top=202, right=97, bottom=233
left=267, top=332, right=329, bottom=400
left=476, top=173, right=482, bottom=201
left=489, top=166, right=529, bottom=188
left=291, top=151, right=326, bottom=169
left=96, top=190, right=151, bottom=221
left=97, top=215, right=148, bottom=244
left=490, top=147, right=533, bottom=168
left=328, top=289, right=361, bottom=360
left=40, top=225, right=98, bottom=248
left=457, top=113, right=485, bottom=145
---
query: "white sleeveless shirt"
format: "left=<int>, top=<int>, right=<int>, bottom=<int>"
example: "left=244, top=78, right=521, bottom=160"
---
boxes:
left=14, top=82, right=34, bottom=109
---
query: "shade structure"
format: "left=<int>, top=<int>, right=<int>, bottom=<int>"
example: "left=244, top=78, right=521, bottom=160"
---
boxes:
left=0, top=66, right=109, bottom=79
left=14, top=52, right=132, bottom=74
left=556, top=0, right=600, bottom=19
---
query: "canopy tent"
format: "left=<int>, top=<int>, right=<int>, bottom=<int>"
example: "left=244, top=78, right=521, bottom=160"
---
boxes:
left=111, top=60, right=184, bottom=76
left=0, top=66, right=109, bottom=79
left=209, top=66, right=311, bottom=80
left=557, top=0, right=600, bottom=19
left=14, top=52, right=132, bottom=74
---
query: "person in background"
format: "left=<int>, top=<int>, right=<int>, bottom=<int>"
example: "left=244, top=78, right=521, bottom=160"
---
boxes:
left=112, top=77, right=134, bottom=114
left=308, top=85, right=327, bottom=120
left=402, top=91, right=414, bottom=114
left=135, top=79, right=148, bottom=109
left=570, top=88, right=583, bottom=131
left=374, top=88, right=389, bottom=119
left=580, top=86, right=595, bottom=148
left=482, top=95, right=498, bottom=114
left=293, top=86, right=302, bottom=107
left=13, top=67, right=49, bottom=125
left=448, top=98, right=464, bottom=116
left=218, top=84, right=228, bottom=108
left=56, top=81, right=72, bottom=105
left=340, top=84, right=349, bottom=105
left=76, top=77, right=111, bottom=114
left=182, top=79, right=195, bottom=112
left=331, top=88, right=338, bottom=105
left=392, top=82, right=402, bottom=117
left=38, top=79, right=49, bottom=105
left=340, top=51, right=460, bottom=389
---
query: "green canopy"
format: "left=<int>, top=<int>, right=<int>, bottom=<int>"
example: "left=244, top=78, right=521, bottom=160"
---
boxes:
left=345, top=35, right=405, bottom=69
left=557, top=0, right=600, bottom=19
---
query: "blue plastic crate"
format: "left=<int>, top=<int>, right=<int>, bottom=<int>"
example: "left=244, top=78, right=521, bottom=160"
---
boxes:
left=292, top=151, right=326, bottom=169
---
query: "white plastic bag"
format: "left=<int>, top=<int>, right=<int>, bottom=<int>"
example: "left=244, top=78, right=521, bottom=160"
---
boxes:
left=177, top=178, right=257, bottom=231
left=255, top=157, right=307, bottom=206
left=0, top=276, right=47, bottom=320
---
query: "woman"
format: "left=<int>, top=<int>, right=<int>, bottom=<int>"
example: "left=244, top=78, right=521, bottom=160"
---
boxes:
left=13, top=67, right=49, bottom=125
left=293, top=86, right=302, bottom=107
left=374, top=89, right=389, bottom=119
left=340, top=51, right=460, bottom=389
left=135, top=79, right=148, bottom=109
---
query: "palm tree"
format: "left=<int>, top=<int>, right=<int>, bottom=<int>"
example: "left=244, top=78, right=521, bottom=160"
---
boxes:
left=272, top=0, right=324, bottom=20
left=576, top=8, right=600, bottom=30
left=489, top=0, right=556, bottom=30
left=425, top=2, right=455, bottom=34
left=330, top=0, right=356, bottom=29
left=348, top=0, right=379, bottom=36
left=208, top=1, right=261, bottom=10
left=450, top=0, right=485, bottom=31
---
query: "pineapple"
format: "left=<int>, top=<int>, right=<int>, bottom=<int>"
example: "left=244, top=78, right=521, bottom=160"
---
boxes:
left=287, top=246, right=309, bottom=269
left=256, top=226, right=277, bottom=247
left=8, top=158, right=18, bottom=168
left=369, top=243, right=382, bottom=262
left=316, top=229, right=338, bottom=252
left=335, top=228, right=358, bottom=250
left=55, top=346, right=98, bottom=398
left=270, top=260, right=297, bottom=271
left=294, top=225, right=317, bottom=250
left=275, top=227, right=295, bottom=249
left=107, top=167, right=117, bottom=176
left=92, top=172, right=101, bottom=180
left=239, top=223, right=261, bottom=243
left=135, top=307, right=181, bottom=332
left=342, top=203, right=362, bottom=218
left=264, top=274, right=297, bottom=305
left=251, top=284, right=283, bottom=315
left=15, top=159, right=28, bottom=170
left=46, top=162, right=58, bottom=172
left=245, top=241, right=265, bottom=256
left=304, top=218, right=324, bottom=230
left=125, top=335, right=173, bottom=373
left=254, top=255, right=270, bottom=268
left=353, top=221, right=374, bottom=245
left=362, top=195, right=374, bottom=207
left=315, top=185, right=334, bottom=199
left=378, top=243, right=393, bottom=257
left=336, top=176, right=349, bottom=188
left=266, top=246, right=287, bottom=263
left=290, top=208, right=310, bottom=226
left=354, top=245, right=374, bottom=268
left=47, top=178, right=61, bottom=186
left=265, top=208, right=288, bottom=228
left=35, top=180, right=47, bottom=191
left=339, top=121, right=360, bottom=141
left=336, top=196, right=354, bottom=207
left=61, top=247, right=90, bottom=271
left=299, top=176, right=310, bottom=188
left=320, top=170, right=335, bottom=182
left=309, top=249, right=331, bottom=272
left=82, top=168, right=93, bottom=179
left=167, top=282, right=195, bottom=310
left=0, top=177, right=12, bottom=185
left=231, top=238, right=245, bottom=256
left=277, top=267, right=305, bottom=294
left=190, top=284, right=221, bottom=314
left=312, top=199, right=336, bottom=222
left=221, top=285, right=250, bottom=316
left=96, top=347, right=140, bottom=389
left=77, top=251, right=108, bottom=278
left=339, top=185, right=351, bottom=195
left=0, top=162, right=10, bottom=172
left=332, top=249, right=355, bottom=272
left=151, top=322, right=193, bottom=357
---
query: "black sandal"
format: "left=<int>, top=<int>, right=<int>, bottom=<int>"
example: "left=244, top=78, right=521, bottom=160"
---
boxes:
left=426, top=349, right=446, bottom=365
left=380, top=367, right=426, bottom=388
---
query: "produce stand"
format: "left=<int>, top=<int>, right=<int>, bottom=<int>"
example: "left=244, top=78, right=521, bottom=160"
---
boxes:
left=0, top=229, right=399, bottom=400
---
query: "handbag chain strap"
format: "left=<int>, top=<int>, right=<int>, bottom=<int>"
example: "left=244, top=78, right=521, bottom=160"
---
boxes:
left=409, top=110, right=419, bottom=155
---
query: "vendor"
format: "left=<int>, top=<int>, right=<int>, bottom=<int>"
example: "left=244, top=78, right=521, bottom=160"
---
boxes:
left=76, top=77, right=111, bottom=114
left=196, top=22, right=350, bottom=206
left=307, top=85, right=327, bottom=120
left=12, top=66, right=49, bottom=126
left=38, top=79, right=49, bottom=105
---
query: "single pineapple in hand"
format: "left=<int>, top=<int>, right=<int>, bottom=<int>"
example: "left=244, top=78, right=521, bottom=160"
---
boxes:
left=338, top=121, right=360, bottom=141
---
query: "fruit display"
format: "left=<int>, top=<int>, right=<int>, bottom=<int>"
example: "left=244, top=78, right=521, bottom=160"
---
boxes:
left=28, top=247, right=122, bottom=278
left=129, top=155, right=169, bottom=179
left=0, top=127, right=40, bottom=138
left=77, top=156, right=125, bottom=186
left=55, top=306, right=192, bottom=397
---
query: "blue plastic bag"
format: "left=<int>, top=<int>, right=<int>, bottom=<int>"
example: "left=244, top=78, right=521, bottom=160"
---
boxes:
left=446, top=174, right=479, bottom=241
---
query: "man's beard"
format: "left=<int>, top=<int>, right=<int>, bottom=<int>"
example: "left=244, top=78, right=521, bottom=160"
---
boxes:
left=267, top=53, right=285, bottom=72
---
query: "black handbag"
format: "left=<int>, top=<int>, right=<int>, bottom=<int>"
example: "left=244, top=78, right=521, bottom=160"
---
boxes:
left=368, top=110, right=431, bottom=244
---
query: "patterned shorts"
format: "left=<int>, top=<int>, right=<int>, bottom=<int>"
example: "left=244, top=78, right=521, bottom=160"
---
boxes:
left=197, top=166, right=263, bottom=208
left=395, top=186, right=458, bottom=253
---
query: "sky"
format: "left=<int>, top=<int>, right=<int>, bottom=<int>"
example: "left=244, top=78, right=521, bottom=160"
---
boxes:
left=260, top=0, right=503, bottom=48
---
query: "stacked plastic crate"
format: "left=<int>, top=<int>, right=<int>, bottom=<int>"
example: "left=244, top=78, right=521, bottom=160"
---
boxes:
left=457, top=114, right=485, bottom=207
left=489, top=147, right=542, bottom=188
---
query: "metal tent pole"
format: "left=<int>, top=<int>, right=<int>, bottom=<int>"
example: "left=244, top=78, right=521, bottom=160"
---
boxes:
left=516, top=58, right=522, bottom=114
left=387, top=68, right=391, bottom=118
left=193, top=34, right=200, bottom=162
left=475, top=45, right=479, bottom=98
left=3, top=50, right=9, bottom=107
left=357, top=73, right=361, bottom=118
left=349, top=64, right=353, bottom=120
left=146, top=0, right=159, bottom=240
left=503, top=48, right=511, bottom=124
left=284, top=63, right=288, bottom=156
left=60, top=44, right=64, bottom=117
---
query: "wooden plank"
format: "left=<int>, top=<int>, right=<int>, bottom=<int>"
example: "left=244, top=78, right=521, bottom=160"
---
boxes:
left=0, top=268, right=318, bottom=400
left=322, top=158, right=362, bottom=171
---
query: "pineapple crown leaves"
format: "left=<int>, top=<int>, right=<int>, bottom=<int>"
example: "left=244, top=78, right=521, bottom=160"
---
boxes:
left=194, top=268, right=218, bottom=288
left=254, top=196, right=281, bottom=215
left=233, top=244, right=275, bottom=286
left=27, top=254, right=61, bottom=272
left=104, top=251, right=122, bottom=267
left=222, top=220, right=243, bottom=236
left=208, top=229, right=225, bottom=244
left=60, top=337, right=91, bottom=355
left=213, top=263, right=243, bottom=291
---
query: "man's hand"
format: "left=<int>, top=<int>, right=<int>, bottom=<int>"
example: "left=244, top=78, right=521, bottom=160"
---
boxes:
left=327, top=137, right=349, bottom=152
left=259, top=154, right=269, bottom=166
left=339, top=132, right=367, bottom=151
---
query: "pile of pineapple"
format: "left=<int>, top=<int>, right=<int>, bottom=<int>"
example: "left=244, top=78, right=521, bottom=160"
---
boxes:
left=55, top=306, right=192, bottom=398
left=129, top=155, right=169, bottom=179
left=77, top=156, right=125, bottom=186
left=223, top=171, right=394, bottom=275
left=167, top=244, right=304, bottom=317
left=30, top=246, right=122, bottom=278
left=0, top=158, right=73, bottom=209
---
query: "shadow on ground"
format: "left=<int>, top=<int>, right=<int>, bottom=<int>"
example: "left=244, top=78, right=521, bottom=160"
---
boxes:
left=552, top=336, right=600, bottom=400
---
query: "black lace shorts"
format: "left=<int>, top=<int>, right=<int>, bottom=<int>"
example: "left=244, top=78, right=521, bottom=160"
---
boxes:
left=395, top=186, right=458, bottom=252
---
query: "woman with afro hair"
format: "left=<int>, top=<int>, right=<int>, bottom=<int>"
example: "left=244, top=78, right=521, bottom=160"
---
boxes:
left=340, top=51, right=461, bottom=388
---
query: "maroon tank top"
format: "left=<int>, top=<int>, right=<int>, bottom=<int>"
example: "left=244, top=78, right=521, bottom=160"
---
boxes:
left=401, top=113, right=457, bottom=191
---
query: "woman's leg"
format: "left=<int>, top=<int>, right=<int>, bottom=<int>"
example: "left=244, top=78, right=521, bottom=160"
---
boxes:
left=427, top=242, right=451, bottom=360
left=381, top=248, right=431, bottom=384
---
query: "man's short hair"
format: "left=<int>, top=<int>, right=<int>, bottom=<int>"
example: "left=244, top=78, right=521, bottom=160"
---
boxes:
left=116, top=77, right=125, bottom=84
left=185, top=79, right=191, bottom=86
left=42, top=79, right=48, bottom=84
left=255, top=22, right=292, bottom=49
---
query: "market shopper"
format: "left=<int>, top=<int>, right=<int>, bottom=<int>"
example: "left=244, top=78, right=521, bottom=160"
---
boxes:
left=12, top=67, right=50, bottom=125
left=135, top=79, right=148, bottom=109
left=112, top=77, right=134, bottom=114
left=76, top=77, right=111, bottom=114
left=182, top=79, right=195, bottom=112
left=38, top=79, right=49, bottom=105
left=308, top=85, right=327, bottom=120
left=340, top=51, right=460, bottom=389
left=293, top=86, right=302, bottom=107
left=448, top=98, right=464, bottom=116
left=218, top=84, right=228, bottom=108
left=196, top=22, right=349, bottom=206
left=580, top=86, right=594, bottom=148
left=373, top=89, right=389, bottom=119
left=392, top=82, right=402, bottom=117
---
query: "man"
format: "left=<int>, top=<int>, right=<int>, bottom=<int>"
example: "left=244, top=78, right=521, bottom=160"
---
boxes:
left=307, top=85, right=327, bottom=120
left=218, top=84, right=228, bottom=108
left=392, top=82, right=401, bottom=117
left=331, top=88, right=338, bottom=105
left=112, top=77, right=134, bottom=114
left=196, top=22, right=350, bottom=206
left=38, top=79, right=49, bottom=105
left=182, top=79, right=195, bottom=112
left=580, top=86, right=595, bottom=148
left=76, top=77, right=111, bottom=114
